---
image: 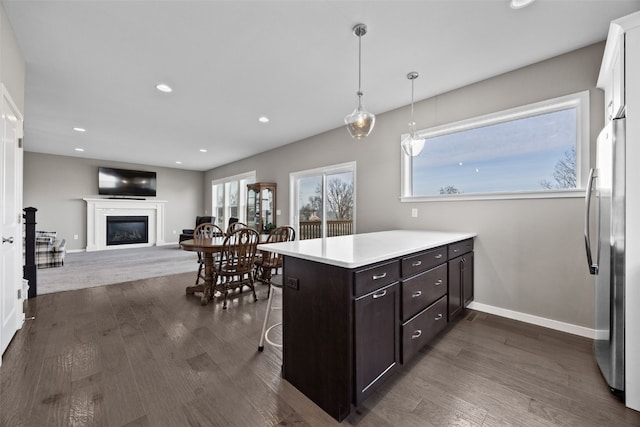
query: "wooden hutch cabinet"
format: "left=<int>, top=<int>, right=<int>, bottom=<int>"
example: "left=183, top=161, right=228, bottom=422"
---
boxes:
left=246, top=182, right=276, bottom=233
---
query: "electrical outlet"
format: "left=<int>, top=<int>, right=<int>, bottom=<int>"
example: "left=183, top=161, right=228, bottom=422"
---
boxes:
left=73, top=234, right=78, bottom=240
left=287, top=277, right=299, bottom=290
left=411, top=208, right=418, bottom=218
left=276, top=209, right=282, bottom=216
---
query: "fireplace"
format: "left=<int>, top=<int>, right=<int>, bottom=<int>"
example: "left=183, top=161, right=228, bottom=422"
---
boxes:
left=106, top=216, right=149, bottom=246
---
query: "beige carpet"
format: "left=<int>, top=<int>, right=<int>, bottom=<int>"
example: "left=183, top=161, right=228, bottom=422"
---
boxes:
left=36, top=245, right=200, bottom=294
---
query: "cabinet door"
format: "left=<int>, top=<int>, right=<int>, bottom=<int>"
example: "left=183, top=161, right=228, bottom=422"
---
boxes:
left=448, top=257, right=462, bottom=320
left=354, top=282, right=399, bottom=405
left=449, top=253, right=474, bottom=320
left=463, top=252, right=474, bottom=307
left=247, top=189, right=258, bottom=229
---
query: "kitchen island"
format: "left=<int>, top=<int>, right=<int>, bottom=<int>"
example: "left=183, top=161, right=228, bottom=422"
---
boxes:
left=258, top=229, right=476, bottom=421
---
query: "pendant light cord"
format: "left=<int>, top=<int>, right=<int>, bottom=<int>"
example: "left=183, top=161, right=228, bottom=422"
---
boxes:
left=410, top=77, right=415, bottom=123
left=357, top=33, right=363, bottom=105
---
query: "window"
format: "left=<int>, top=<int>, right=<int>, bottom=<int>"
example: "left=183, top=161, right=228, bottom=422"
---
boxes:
left=290, top=162, right=356, bottom=240
left=401, top=91, right=589, bottom=201
left=211, top=171, right=256, bottom=229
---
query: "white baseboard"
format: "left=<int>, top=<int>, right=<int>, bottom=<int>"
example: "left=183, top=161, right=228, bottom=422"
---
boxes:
left=67, top=248, right=85, bottom=254
left=468, top=301, right=596, bottom=339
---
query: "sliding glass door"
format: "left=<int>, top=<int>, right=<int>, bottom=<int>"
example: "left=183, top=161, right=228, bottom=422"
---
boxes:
left=291, top=162, right=356, bottom=240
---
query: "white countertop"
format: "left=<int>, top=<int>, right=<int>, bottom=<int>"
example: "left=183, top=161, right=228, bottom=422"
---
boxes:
left=258, top=229, right=476, bottom=269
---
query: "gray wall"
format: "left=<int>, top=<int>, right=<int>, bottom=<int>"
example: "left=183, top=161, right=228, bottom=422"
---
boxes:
left=0, top=4, right=25, bottom=113
left=204, top=42, right=605, bottom=330
left=23, top=152, right=205, bottom=251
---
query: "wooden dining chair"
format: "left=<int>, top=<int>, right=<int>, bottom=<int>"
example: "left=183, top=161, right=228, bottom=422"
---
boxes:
left=226, top=221, right=248, bottom=235
left=214, top=227, right=259, bottom=309
left=256, top=226, right=295, bottom=352
left=193, top=222, right=224, bottom=286
left=254, top=226, right=295, bottom=290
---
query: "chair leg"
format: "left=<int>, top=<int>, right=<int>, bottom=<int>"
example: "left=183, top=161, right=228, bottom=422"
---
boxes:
left=195, top=261, right=204, bottom=286
left=249, top=274, right=258, bottom=302
left=258, top=284, right=276, bottom=352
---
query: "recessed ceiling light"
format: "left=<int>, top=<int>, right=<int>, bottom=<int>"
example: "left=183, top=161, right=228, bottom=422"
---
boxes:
left=73, top=127, right=86, bottom=132
left=199, top=149, right=207, bottom=153
left=175, top=161, right=182, bottom=164
left=155, top=83, right=173, bottom=93
left=510, top=0, right=535, bottom=9
left=74, top=148, right=85, bottom=152
left=258, top=116, right=270, bottom=123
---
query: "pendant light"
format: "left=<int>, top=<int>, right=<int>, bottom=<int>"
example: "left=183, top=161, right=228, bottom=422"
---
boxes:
left=401, top=71, right=426, bottom=157
left=345, top=23, right=375, bottom=139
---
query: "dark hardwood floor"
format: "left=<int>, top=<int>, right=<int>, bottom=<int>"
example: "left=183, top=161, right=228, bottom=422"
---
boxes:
left=1, top=272, right=639, bottom=426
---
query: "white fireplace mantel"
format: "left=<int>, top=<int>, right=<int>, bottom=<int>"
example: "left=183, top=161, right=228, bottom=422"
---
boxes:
left=83, top=197, right=167, bottom=251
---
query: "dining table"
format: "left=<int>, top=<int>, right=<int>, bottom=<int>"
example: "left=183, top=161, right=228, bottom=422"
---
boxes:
left=180, top=233, right=271, bottom=305
left=180, top=236, right=226, bottom=305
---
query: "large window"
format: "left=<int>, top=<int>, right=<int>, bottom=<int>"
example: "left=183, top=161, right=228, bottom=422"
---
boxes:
left=401, top=91, right=589, bottom=201
left=211, top=171, right=256, bottom=229
left=290, top=162, right=356, bottom=240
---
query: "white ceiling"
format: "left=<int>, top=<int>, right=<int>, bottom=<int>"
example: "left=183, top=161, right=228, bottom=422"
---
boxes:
left=4, top=0, right=640, bottom=171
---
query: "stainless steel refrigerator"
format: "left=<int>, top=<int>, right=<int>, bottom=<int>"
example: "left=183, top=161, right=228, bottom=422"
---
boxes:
left=585, top=116, right=626, bottom=399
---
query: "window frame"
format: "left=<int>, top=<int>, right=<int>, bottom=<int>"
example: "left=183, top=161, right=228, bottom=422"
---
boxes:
left=400, top=91, right=590, bottom=202
left=211, top=170, right=256, bottom=227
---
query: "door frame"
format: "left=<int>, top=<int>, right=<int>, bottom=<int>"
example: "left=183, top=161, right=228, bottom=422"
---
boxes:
left=289, top=161, right=357, bottom=239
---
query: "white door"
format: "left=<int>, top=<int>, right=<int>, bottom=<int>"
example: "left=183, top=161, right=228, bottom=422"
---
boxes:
left=0, top=84, right=24, bottom=362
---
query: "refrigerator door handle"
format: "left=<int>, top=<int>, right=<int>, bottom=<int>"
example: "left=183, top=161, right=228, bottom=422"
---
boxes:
left=585, top=167, right=598, bottom=275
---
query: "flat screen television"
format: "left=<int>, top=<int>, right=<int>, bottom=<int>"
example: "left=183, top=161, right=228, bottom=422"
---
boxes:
left=98, top=167, right=157, bottom=197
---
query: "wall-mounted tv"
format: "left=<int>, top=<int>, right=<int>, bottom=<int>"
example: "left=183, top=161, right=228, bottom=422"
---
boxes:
left=98, top=167, right=157, bottom=197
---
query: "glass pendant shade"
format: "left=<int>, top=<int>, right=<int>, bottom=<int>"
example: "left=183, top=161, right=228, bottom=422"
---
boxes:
left=401, top=71, right=425, bottom=157
left=345, top=94, right=375, bottom=139
left=401, top=122, right=425, bottom=156
left=346, top=23, right=375, bottom=139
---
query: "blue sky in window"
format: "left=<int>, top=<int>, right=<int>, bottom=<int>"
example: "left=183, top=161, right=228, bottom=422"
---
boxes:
left=412, top=108, right=576, bottom=195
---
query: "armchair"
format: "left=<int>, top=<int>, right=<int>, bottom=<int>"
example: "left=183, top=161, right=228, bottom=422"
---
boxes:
left=179, top=216, right=214, bottom=243
left=35, top=230, right=66, bottom=268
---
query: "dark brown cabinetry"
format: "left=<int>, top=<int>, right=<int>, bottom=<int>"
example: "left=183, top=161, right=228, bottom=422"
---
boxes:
left=400, top=248, right=449, bottom=364
left=282, top=237, right=474, bottom=421
left=354, top=282, right=400, bottom=405
left=448, top=239, right=474, bottom=320
left=401, top=296, right=448, bottom=362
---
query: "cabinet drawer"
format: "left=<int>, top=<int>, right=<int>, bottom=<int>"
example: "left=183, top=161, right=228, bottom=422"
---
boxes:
left=401, top=263, right=447, bottom=322
left=354, top=260, right=400, bottom=297
left=401, top=246, right=447, bottom=277
left=401, top=296, right=448, bottom=364
left=448, top=239, right=473, bottom=259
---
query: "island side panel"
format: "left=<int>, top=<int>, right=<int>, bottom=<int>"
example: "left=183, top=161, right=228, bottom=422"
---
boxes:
left=282, top=255, right=354, bottom=421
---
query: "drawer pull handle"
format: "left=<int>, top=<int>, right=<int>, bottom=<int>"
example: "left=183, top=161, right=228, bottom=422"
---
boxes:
left=372, top=290, right=387, bottom=299
left=434, top=279, right=443, bottom=286
left=453, top=249, right=459, bottom=253
left=411, top=260, right=422, bottom=267
left=434, top=254, right=443, bottom=259
left=412, top=291, right=422, bottom=298
left=372, top=272, right=387, bottom=280
left=411, top=330, right=422, bottom=339
left=434, top=313, right=443, bottom=321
